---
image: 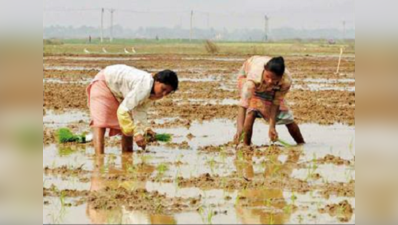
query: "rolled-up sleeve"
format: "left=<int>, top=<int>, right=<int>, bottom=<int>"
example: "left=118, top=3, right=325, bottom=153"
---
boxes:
left=117, top=83, right=150, bottom=137
left=132, top=101, right=151, bottom=136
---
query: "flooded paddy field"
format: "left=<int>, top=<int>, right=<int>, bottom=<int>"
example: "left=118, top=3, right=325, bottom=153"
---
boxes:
left=43, top=52, right=355, bottom=224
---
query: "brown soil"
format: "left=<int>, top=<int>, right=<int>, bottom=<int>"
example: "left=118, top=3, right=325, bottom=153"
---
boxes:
left=319, top=200, right=354, bottom=222
left=86, top=187, right=201, bottom=214
left=298, top=154, right=353, bottom=168
left=174, top=172, right=311, bottom=194
left=318, top=180, right=355, bottom=199
left=43, top=54, right=355, bottom=126
left=43, top=82, right=354, bottom=126
left=43, top=127, right=57, bottom=145
left=44, top=165, right=90, bottom=177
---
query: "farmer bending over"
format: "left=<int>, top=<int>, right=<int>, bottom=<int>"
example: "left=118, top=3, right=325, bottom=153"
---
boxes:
left=234, top=56, right=305, bottom=146
left=87, top=65, right=178, bottom=154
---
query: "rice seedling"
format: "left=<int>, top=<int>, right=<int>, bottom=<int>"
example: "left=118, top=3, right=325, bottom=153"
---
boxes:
left=156, top=163, right=169, bottom=181
left=207, top=157, right=217, bottom=175
left=291, top=193, right=297, bottom=206
left=277, top=138, right=293, bottom=148
left=306, top=153, right=318, bottom=181
left=48, top=190, right=68, bottom=224
left=155, top=197, right=164, bottom=214
left=298, top=214, right=304, bottom=224
left=174, top=167, right=182, bottom=193
left=265, top=198, right=272, bottom=208
left=268, top=214, right=275, bottom=225
left=283, top=204, right=293, bottom=214
left=219, top=147, right=227, bottom=165
left=139, top=154, right=152, bottom=165
left=198, top=206, right=215, bottom=225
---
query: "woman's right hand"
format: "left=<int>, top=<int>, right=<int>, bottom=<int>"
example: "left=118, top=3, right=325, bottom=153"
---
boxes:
left=234, top=130, right=243, bottom=144
left=135, top=134, right=147, bottom=150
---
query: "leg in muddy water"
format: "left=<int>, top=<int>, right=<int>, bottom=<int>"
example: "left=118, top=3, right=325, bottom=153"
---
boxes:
left=286, top=122, right=305, bottom=144
left=243, top=111, right=257, bottom=146
left=93, top=127, right=106, bottom=154
left=122, top=135, right=133, bottom=153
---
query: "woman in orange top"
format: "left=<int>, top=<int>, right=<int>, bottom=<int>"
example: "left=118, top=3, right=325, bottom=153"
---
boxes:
left=235, top=56, right=305, bottom=146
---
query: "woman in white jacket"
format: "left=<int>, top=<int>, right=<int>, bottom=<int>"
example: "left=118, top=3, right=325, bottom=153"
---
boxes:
left=87, top=64, right=179, bottom=154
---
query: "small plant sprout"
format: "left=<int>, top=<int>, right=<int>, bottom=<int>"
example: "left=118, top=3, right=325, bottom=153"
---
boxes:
left=277, top=138, right=293, bottom=148
left=298, top=214, right=304, bottom=224
left=220, top=147, right=227, bottom=165
left=59, top=191, right=66, bottom=208
left=208, top=157, right=216, bottom=175
left=265, top=198, right=272, bottom=208
left=198, top=205, right=215, bottom=225
left=283, top=204, right=292, bottom=214
left=155, top=197, right=164, bottom=214
left=156, top=163, right=169, bottom=181
left=306, top=153, right=318, bottom=181
left=174, top=167, right=181, bottom=193
left=269, top=214, right=275, bottom=225
left=291, top=192, right=297, bottom=206
left=349, top=137, right=354, bottom=156
left=140, top=154, right=152, bottom=165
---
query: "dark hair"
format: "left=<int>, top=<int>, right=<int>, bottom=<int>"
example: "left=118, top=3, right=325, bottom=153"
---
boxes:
left=154, top=70, right=179, bottom=91
left=264, top=56, right=285, bottom=77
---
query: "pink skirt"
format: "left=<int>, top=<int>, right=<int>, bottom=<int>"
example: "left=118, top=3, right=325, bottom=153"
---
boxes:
left=86, top=71, right=122, bottom=136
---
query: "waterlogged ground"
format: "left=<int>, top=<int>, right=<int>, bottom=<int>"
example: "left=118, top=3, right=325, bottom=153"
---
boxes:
left=43, top=52, right=355, bottom=224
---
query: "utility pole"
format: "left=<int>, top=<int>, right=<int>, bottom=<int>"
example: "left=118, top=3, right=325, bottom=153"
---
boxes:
left=190, top=10, right=193, bottom=42
left=264, top=15, right=269, bottom=42
left=110, top=9, right=115, bottom=42
left=100, top=8, right=104, bottom=43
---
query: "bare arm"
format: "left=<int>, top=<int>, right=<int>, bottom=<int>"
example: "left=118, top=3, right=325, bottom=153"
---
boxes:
left=268, top=103, right=279, bottom=142
left=236, top=106, right=247, bottom=135
left=235, top=80, right=255, bottom=143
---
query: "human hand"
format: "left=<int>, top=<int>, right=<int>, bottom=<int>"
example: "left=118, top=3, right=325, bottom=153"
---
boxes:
left=135, top=134, right=147, bottom=150
left=269, top=127, right=278, bottom=143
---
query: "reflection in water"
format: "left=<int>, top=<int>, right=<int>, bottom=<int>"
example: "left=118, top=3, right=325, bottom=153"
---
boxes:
left=234, top=147, right=302, bottom=224
left=86, top=154, right=176, bottom=224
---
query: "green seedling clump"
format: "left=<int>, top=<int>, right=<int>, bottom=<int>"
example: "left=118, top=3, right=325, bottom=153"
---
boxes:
left=155, top=133, right=172, bottom=142
left=57, top=128, right=86, bottom=143
left=146, top=133, right=172, bottom=142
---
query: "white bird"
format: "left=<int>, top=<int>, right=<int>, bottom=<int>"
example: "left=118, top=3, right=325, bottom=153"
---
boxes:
left=84, top=48, right=90, bottom=54
left=124, top=48, right=130, bottom=54
left=131, top=47, right=136, bottom=54
left=102, top=48, right=108, bottom=53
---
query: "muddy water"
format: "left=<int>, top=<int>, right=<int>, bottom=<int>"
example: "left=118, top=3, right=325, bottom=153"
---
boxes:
left=43, top=110, right=89, bottom=128
left=43, top=119, right=355, bottom=224
left=43, top=53, right=355, bottom=224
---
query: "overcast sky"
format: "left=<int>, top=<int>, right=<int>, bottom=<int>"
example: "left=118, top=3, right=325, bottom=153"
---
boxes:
left=43, top=0, right=355, bottom=30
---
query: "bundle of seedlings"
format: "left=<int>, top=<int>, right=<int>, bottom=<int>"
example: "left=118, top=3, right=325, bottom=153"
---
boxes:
left=57, top=128, right=88, bottom=144
left=145, top=131, right=172, bottom=143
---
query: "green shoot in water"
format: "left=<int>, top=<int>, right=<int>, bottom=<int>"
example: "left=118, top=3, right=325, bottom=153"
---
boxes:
left=154, top=133, right=172, bottom=142
left=57, top=128, right=86, bottom=143
left=145, top=133, right=173, bottom=142
left=277, top=138, right=293, bottom=147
